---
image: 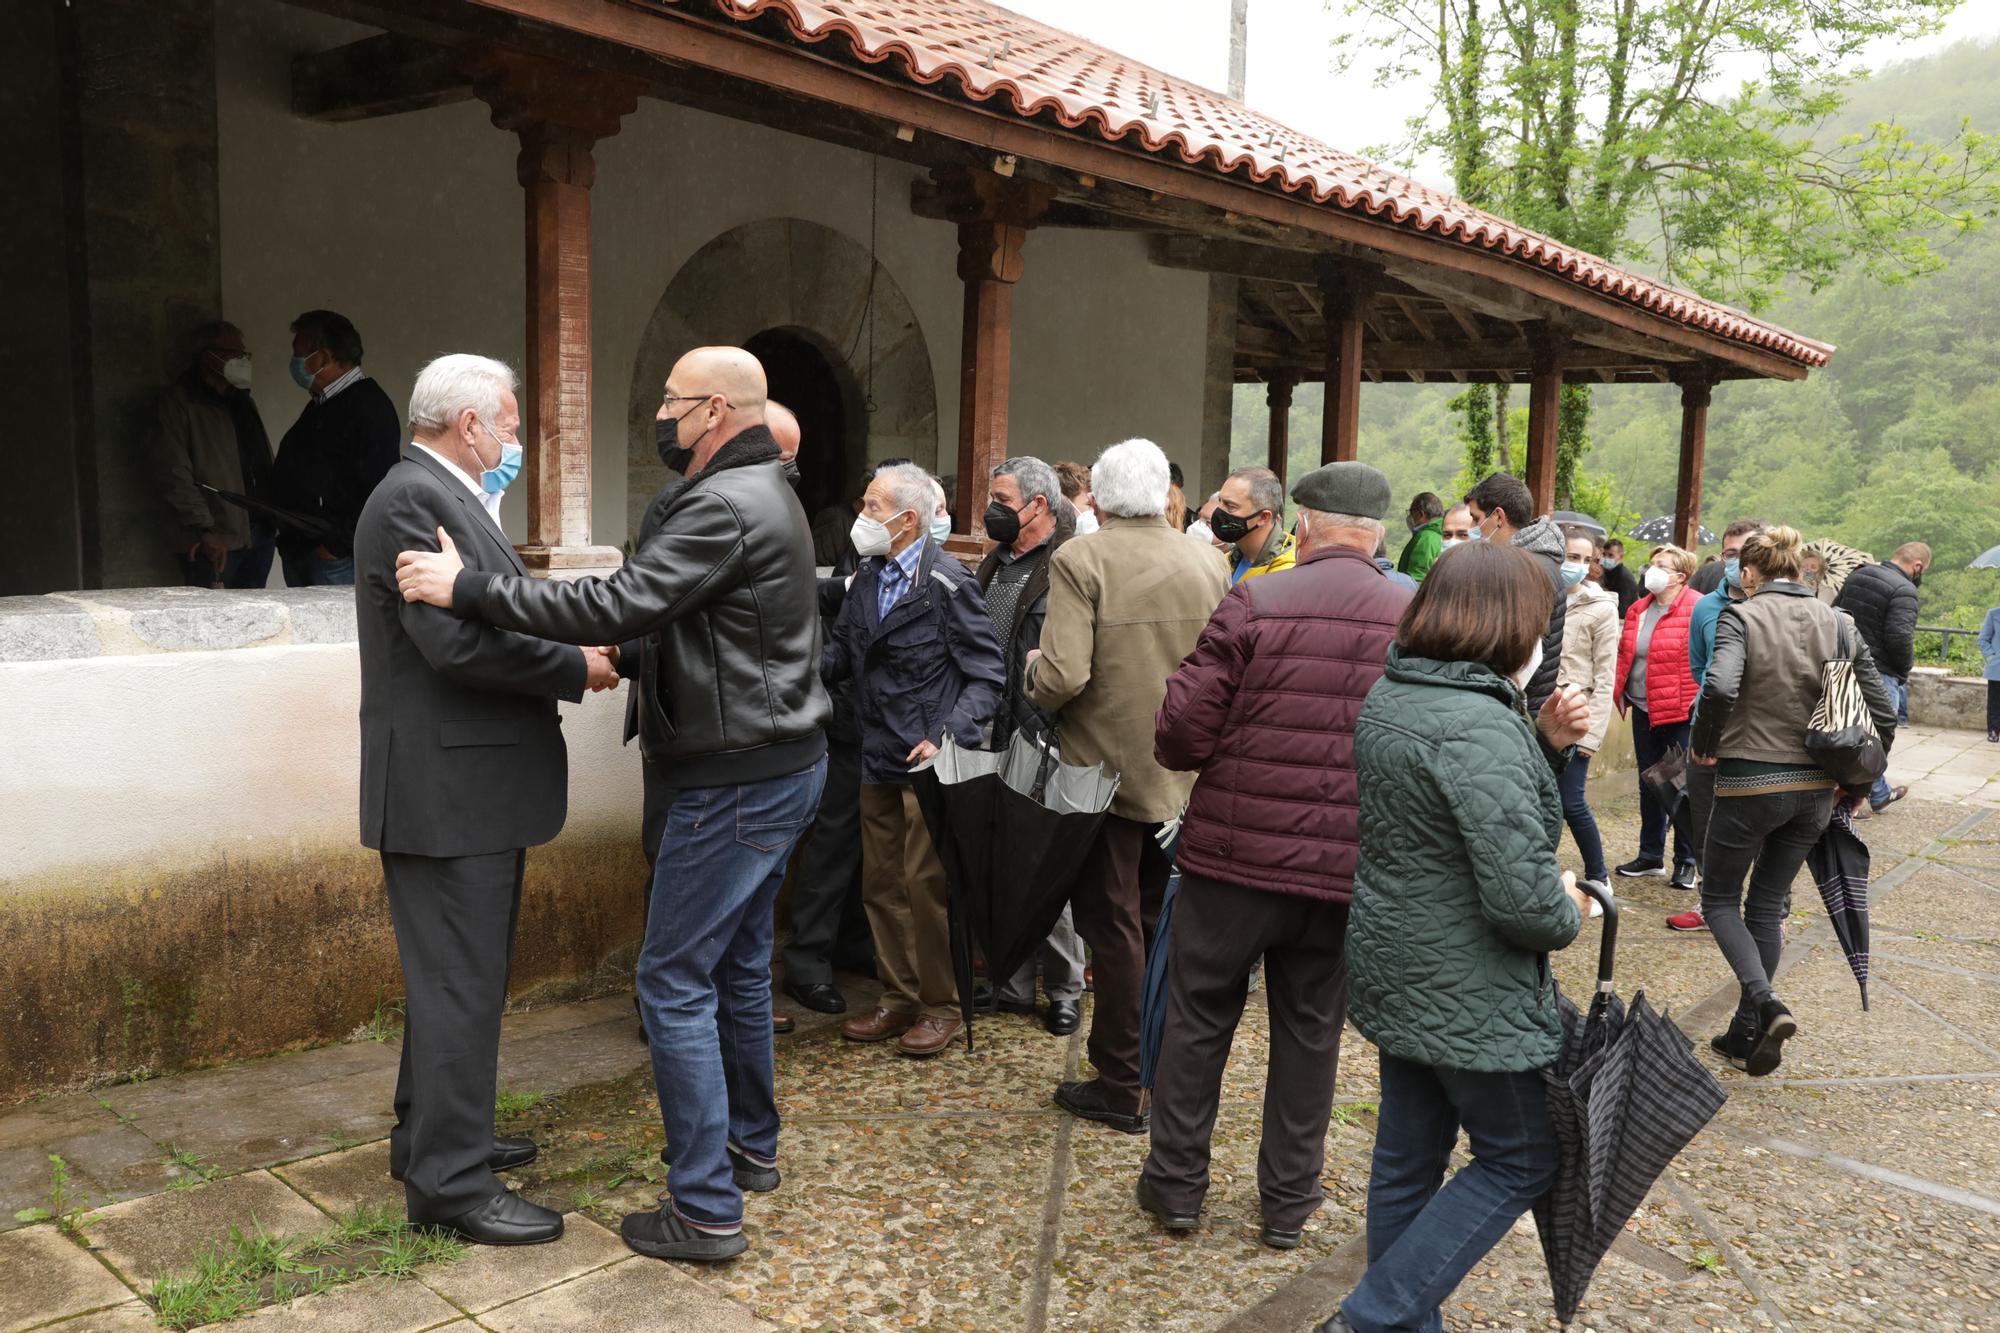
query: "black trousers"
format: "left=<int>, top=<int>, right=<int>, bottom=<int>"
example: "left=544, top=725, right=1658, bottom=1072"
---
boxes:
left=781, top=737, right=873, bottom=984
left=1140, top=876, right=1349, bottom=1229
left=1071, top=815, right=1171, bottom=1111
left=384, top=847, right=525, bottom=1219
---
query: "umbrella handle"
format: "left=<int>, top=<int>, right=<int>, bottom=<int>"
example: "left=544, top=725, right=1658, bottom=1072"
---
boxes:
left=1579, top=878, right=1619, bottom=992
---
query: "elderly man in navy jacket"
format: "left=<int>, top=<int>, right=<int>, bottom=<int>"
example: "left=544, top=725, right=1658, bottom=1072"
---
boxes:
left=824, top=462, right=1004, bottom=1058
left=1139, top=461, right=1413, bottom=1250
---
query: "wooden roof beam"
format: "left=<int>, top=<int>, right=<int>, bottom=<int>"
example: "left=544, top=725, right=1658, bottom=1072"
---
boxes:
left=291, top=32, right=474, bottom=121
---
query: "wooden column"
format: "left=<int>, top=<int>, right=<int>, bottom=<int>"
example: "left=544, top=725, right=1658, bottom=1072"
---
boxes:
left=931, top=169, right=1051, bottom=543
left=1264, top=371, right=1297, bottom=482
left=1316, top=259, right=1378, bottom=463
left=1673, top=369, right=1716, bottom=551
left=1523, top=328, right=1569, bottom=517
left=472, top=52, right=638, bottom=573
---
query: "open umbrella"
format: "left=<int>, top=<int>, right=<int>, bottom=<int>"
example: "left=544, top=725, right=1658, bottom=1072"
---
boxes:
left=1803, top=539, right=1874, bottom=595
left=1550, top=510, right=1607, bottom=537
left=911, top=733, right=1119, bottom=1049
left=1805, top=803, right=1871, bottom=1010
left=1627, top=515, right=1715, bottom=545
left=1969, top=544, right=2000, bottom=570
left=1533, top=881, right=1728, bottom=1324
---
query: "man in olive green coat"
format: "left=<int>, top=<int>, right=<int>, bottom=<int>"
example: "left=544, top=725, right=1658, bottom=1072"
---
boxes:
left=1025, top=438, right=1229, bottom=1133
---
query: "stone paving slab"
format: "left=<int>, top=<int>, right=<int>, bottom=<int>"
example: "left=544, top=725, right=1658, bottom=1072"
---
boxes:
left=101, top=1064, right=398, bottom=1178
left=494, top=1016, right=653, bottom=1100
left=0, top=1224, right=135, bottom=1332
left=417, top=1212, right=627, bottom=1315
left=1717, top=1077, right=2000, bottom=1202
left=0, top=1122, right=180, bottom=1238
left=272, top=1142, right=403, bottom=1221
left=238, top=1275, right=465, bottom=1332
left=1739, top=949, right=1995, bottom=1082
left=477, top=1255, right=776, bottom=1332
left=87, top=1170, right=329, bottom=1289
left=26, top=1303, right=158, bottom=1332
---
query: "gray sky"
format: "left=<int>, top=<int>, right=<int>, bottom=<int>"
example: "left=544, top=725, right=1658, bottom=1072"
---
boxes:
left=998, top=0, right=2000, bottom=191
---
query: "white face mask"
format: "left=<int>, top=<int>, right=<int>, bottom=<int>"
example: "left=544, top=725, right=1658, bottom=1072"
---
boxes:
left=1511, top=639, right=1544, bottom=692
left=1643, top=565, right=1674, bottom=597
left=851, top=513, right=898, bottom=559
left=1440, top=536, right=1467, bottom=552
left=1073, top=510, right=1100, bottom=536
left=1187, top=519, right=1214, bottom=545
left=221, top=356, right=253, bottom=391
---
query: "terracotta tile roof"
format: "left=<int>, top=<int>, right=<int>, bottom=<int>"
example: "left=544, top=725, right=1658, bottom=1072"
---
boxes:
left=680, top=0, right=1832, bottom=370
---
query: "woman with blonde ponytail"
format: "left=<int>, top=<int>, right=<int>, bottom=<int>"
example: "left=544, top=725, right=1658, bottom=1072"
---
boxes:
left=1688, top=526, right=1898, bottom=1076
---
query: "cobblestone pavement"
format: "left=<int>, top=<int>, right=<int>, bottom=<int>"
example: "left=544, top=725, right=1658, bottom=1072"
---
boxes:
left=4, top=765, right=1997, bottom=1332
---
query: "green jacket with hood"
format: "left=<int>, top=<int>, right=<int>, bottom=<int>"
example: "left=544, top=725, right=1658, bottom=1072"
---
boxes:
left=1347, top=646, right=1583, bottom=1072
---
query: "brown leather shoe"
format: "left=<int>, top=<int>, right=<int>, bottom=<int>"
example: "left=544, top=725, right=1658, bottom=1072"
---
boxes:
left=840, top=1007, right=917, bottom=1042
left=896, top=1014, right=962, bottom=1057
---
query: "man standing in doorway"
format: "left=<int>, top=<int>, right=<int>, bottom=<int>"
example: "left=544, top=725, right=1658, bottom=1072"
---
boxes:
left=1212, top=466, right=1296, bottom=585
left=354, top=353, right=617, bottom=1246
left=1395, top=491, right=1444, bottom=584
left=978, top=455, right=1086, bottom=1038
left=1836, top=541, right=1929, bottom=816
left=155, top=320, right=276, bottom=588
left=270, top=309, right=401, bottom=586
left=397, top=346, right=829, bottom=1264
left=1025, top=439, right=1229, bottom=1133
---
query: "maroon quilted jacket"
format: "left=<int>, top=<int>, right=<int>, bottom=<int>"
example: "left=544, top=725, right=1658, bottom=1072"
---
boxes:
left=1155, top=545, right=1414, bottom=904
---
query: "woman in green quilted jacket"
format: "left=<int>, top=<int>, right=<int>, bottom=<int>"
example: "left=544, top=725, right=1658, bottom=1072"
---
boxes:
left=1317, top=542, right=1592, bottom=1333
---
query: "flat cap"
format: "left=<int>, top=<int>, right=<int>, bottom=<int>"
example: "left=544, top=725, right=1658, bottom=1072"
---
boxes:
left=1289, top=461, right=1392, bottom=520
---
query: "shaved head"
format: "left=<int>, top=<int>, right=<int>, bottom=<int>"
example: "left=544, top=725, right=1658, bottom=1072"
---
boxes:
left=767, top=401, right=801, bottom=462
left=658, top=345, right=771, bottom=475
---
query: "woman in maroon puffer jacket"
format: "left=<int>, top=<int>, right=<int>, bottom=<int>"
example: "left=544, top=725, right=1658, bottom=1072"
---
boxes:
left=1613, top=544, right=1701, bottom=883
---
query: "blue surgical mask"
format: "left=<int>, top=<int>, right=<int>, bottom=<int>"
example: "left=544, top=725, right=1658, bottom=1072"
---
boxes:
left=1560, top=560, right=1589, bottom=588
left=929, top=514, right=952, bottom=545
left=1601, top=556, right=1622, bottom=571
left=1724, top=556, right=1742, bottom=589
left=477, top=420, right=523, bottom=495
left=289, top=355, right=317, bottom=391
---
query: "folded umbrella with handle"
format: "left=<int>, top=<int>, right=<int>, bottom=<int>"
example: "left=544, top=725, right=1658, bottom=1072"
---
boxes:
left=1805, top=802, right=1872, bottom=1011
left=198, top=483, right=336, bottom=545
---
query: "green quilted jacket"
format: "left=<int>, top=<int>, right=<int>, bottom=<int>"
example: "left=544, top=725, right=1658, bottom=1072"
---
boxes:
left=1347, top=648, right=1582, bottom=1072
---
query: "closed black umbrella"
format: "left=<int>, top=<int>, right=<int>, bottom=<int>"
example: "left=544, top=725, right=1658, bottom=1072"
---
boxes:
left=1805, top=803, right=1872, bottom=1010
left=911, top=734, right=1119, bottom=1049
left=1533, top=882, right=1728, bottom=1324
left=1137, top=814, right=1186, bottom=1095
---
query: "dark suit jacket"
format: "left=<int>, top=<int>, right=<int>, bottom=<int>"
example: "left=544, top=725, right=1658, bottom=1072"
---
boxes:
left=353, top=448, right=587, bottom=857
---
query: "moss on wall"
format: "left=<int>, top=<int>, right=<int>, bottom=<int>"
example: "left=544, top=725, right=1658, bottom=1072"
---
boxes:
left=0, top=828, right=647, bottom=1103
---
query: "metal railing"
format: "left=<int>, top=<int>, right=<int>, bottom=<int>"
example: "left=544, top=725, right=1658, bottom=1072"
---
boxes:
left=1915, top=624, right=1982, bottom=670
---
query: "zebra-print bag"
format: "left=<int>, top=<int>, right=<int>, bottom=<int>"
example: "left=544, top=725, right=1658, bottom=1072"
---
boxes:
left=1804, top=613, right=1887, bottom=788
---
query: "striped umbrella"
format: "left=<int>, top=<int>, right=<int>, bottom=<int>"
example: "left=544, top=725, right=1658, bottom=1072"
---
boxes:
left=1805, top=803, right=1872, bottom=1010
left=1803, top=539, right=1874, bottom=595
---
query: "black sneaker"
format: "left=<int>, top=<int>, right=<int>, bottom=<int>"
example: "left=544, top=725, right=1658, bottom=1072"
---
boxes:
left=620, top=1206, right=747, bottom=1262
left=1670, top=862, right=1700, bottom=891
left=1053, top=1079, right=1149, bottom=1134
left=726, top=1144, right=779, bottom=1193
left=1616, top=856, right=1667, bottom=878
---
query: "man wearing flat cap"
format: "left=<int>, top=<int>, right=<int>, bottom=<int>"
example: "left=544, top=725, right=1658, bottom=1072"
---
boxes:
left=1137, top=462, right=1414, bottom=1249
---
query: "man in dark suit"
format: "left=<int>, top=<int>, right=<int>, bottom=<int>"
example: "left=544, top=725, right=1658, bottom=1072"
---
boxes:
left=353, top=352, right=617, bottom=1245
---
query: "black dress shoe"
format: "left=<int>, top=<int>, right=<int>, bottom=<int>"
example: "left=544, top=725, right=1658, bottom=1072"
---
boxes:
left=392, top=1138, right=538, bottom=1183
left=621, top=1206, right=747, bottom=1262
left=782, top=980, right=848, bottom=1014
left=1261, top=1223, right=1303, bottom=1250
left=1053, top=1079, right=1149, bottom=1134
left=1045, top=999, right=1081, bottom=1036
left=1134, top=1176, right=1199, bottom=1232
left=417, top=1190, right=562, bottom=1246
left=1312, top=1314, right=1357, bottom=1333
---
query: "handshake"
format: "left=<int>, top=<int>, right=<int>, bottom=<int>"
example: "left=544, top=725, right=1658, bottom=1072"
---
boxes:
left=584, top=644, right=620, bottom=693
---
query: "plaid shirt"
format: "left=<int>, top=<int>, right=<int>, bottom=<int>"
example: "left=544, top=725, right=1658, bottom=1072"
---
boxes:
left=877, top=537, right=926, bottom=620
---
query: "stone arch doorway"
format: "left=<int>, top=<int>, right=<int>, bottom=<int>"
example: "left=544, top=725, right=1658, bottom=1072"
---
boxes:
left=626, top=217, right=938, bottom=541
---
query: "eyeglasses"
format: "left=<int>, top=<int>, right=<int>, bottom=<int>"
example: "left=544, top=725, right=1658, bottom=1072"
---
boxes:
left=661, top=391, right=731, bottom=410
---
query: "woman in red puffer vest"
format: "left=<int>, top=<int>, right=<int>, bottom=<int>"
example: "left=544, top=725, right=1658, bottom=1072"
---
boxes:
left=1613, top=545, right=1701, bottom=882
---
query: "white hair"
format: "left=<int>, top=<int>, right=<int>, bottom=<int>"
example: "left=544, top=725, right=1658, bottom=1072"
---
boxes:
left=871, top=462, right=934, bottom=522
left=1090, top=439, right=1171, bottom=519
left=408, top=354, right=516, bottom=432
left=929, top=476, right=949, bottom=516
left=1298, top=508, right=1384, bottom=551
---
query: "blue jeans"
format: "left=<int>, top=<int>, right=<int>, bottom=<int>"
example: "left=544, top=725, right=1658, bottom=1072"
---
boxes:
left=1869, top=675, right=1908, bottom=806
left=282, top=548, right=355, bottom=586
left=1630, top=707, right=1693, bottom=867
left=1341, top=1053, right=1557, bottom=1333
left=638, top=758, right=827, bottom=1231
left=1556, top=753, right=1607, bottom=882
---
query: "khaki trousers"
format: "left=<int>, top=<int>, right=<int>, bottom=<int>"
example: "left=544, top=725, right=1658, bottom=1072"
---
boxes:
left=858, top=783, right=957, bottom=1019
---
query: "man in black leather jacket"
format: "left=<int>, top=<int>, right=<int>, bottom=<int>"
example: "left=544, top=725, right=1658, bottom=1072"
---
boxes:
left=396, top=347, right=829, bottom=1265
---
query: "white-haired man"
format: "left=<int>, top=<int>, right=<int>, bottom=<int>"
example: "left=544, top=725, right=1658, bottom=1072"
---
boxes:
left=1024, top=439, right=1229, bottom=1132
left=353, top=354, right=618, bottom=1246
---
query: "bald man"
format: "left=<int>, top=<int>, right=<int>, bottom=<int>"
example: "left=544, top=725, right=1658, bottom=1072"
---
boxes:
left=398, top=345, right=830, bottom=1264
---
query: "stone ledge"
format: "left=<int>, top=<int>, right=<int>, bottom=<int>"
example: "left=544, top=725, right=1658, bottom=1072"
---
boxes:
left=1908, top=667, right=1992, bottom=732
left=0, top=587, right=356, bottom=661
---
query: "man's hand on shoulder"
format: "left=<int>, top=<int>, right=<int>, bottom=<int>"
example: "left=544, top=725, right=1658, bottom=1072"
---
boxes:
left=397, top=527, right=463, bottom=609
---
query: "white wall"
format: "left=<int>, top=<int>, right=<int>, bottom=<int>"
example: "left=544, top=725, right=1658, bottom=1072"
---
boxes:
left=214, top=0, right=1211, bottom=546
left=0, top=643, right=638, bottom=886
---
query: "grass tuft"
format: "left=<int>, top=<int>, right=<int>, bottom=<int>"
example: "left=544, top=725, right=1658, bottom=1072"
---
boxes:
left=494, top=1087, right=549, bottom=1118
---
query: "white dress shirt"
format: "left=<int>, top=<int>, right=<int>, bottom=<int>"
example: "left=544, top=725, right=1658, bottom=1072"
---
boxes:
left=412, top=442, right=504, bottom=523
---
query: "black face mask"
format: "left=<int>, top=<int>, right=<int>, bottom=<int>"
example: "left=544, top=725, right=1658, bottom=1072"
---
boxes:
left=984, top=499, right=1026, bottom=545
left=780, top=458, right=802, bottom=491
left=1909, top=569, right=1923, bottom=588
left=655, top=416, right=694, bottom=475
left=1210, top=508, right=1260, bottom=544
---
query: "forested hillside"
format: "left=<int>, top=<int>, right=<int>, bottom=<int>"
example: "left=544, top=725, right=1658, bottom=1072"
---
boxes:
left=1230, top=38, right=2000, bottom=662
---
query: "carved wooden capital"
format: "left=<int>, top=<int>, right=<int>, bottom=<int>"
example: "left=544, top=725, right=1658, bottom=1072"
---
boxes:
left=465, top=47, right=639, bottom=188
left=1527, top=325, right=1572, bottom=378
left=1264, top=370, right=1298, bottom=408
left=956, top=219, right=1031, bottom=285
left=1672, top=362, right=1719, bottom=409
left=925, top=167, right=1055, bottom=229
left=1313, top=256, right=1384, bottom=320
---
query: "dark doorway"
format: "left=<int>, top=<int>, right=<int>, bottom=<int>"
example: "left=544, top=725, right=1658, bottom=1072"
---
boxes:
left=745, top=326, right=858, bottom=525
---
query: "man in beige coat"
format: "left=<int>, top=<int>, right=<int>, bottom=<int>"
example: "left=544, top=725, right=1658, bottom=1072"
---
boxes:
left=1024, top=438, right=1229, bottom=1132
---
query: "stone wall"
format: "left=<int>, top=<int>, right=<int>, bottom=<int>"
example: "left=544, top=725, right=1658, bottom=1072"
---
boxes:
left=0, top=590, right=647, bottom=1103
left=1908, top=667, right=1992, bottom=732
